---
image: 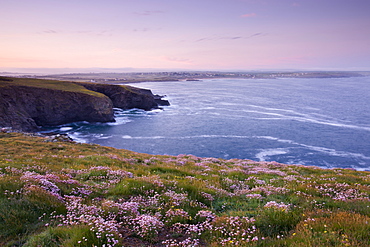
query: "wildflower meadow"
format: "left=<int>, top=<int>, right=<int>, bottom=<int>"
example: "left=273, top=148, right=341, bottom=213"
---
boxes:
left=0, top=132, right=369, bottom=246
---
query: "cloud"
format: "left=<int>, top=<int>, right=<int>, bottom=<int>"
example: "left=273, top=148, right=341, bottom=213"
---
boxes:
left=40, top=29, right=113, bottom=36
left=133, top=28, right=150, bottom=32
left=241, top=13, right=257, bottom=18
left=133, top=10, right=164, bottom=16
left=43, top=30, right=58, bottom=34
left=132, top=27, right=161, bottom=32
left=196, top=36, right=241, bottom=42
left=195, top=33, right=265, bottom=42
left=75, top=30, right=113, bottom=36
left=76, top=30, right=92, bottom=34
left=96, top=30, right=113, bottom=36
left=248, top=32, right=264, bottom=38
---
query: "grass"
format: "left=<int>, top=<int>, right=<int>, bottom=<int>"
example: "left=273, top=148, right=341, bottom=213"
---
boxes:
left=0, top=132, right=369, bottom=246
left=0, top=76, right=105, bottom=98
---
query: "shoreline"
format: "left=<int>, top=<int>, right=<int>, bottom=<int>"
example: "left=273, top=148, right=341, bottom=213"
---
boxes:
left=9, top=70, right=367, bottom=84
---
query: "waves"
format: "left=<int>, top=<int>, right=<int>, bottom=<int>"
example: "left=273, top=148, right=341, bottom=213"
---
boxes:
left=255, top=148, right=290, bottom=162
left=46, top=77, right=370, bottom=170
left=118, top=134, right=370, bottom=167
left=254, top=136, right=370, bottom=166
left=205, top=104, right=370, bottom=132
left=167, top=101, right=370, bottom=133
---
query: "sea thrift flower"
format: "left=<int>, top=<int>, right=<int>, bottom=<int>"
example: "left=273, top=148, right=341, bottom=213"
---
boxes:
left=165, top=208, right=190, bottom=223
left=162, top=237, right=200, bottom=247
left=71, top=186, right=93, bottom=196
left=246, top=176, right=266, bottom=185
left=164, top=190, right=189, bottom=206
left=264, top=201, right=291, bottom=212
left=250, top=185, right=290, bottom=196
left=132, top=214, right=164, bottom=239
left=55, top=196, right=121, bottom=246
left=138, top=175, right=165, bottom=187
left=195, top=210, right=217, bottom=222
left=244, top=193, right=264, bottom=199
left=129, top=193, right=161, bottom=209
left=315, top=183, right=369, bottom=201
left=200, top=192, right=214, bottom=201
left=212, top=216, right=258, bottom=246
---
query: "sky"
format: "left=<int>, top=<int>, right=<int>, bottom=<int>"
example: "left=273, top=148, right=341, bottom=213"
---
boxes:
left=1, top=0, right=370, bottom=72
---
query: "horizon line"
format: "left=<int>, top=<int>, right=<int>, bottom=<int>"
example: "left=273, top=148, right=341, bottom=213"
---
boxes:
left=1, top=67, right=370, bottom=75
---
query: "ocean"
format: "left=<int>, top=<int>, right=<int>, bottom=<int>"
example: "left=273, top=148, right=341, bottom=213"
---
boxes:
left=48, top=76, right=370, bottom=170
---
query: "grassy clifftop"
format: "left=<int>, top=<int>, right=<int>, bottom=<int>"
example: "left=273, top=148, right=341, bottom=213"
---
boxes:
left=0, top=132, right=369, bottom=246
left=0, top=77, right=104, bottom=98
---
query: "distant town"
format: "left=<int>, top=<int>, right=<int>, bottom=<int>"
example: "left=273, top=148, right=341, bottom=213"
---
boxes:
left=2, top=70, right=368, bottom=84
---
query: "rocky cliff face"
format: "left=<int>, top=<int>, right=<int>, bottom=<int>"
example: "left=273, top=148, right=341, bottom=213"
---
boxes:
left=0, top=77, right=169, bottom=132
left=77, top=82, right=170, bottom=110
left=0, top=83, right=114, bottom=131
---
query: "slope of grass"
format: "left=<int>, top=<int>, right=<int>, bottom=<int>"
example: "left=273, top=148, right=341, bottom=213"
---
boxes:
left=0, top=77, right=105, bottom=98
left=0, top=132, right=369, bottom=246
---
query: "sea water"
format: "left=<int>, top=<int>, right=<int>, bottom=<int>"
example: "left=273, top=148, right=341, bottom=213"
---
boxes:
left=48, top=76, right=370, bottom=170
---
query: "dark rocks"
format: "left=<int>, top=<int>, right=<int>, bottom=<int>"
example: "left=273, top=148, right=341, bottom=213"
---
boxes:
left=77, top=82, right=170, bottom=110
left=154, top=94, right=170, bottom=106
left=43, top=133, right=74, bottom=142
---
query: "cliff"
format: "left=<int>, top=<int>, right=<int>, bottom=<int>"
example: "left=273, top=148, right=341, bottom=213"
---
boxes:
left=0, top=77, right=169, bottom=131
left=77, top=82, right=170, bottom=110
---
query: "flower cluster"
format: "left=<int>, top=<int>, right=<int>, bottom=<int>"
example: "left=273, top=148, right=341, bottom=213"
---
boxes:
left=212, top=216, right=259, bottom=246
left=165, top=208, right=190, bottom=224
left=195, top=210, right=217, bottom=222
left=20, top=171, right=64, bottom=201
left=2, top=132, right=370, bottom=246
left=200, top=192, right=214, bottom=201
left=101, top=200, right=140, bottom=218
left=264, top=201, right=291, bottom=212
left=243, top=193, right=264, bottom=199
left=56, top=196, right=122, bottom=245
left=171, top=221, right=213, bottom=237
left=162, top=237, right=201, bottom=247
left=131, top=214, right=164, bottom=240
left=315, top=183, right=369, bottom=201
left=245, top=176, right=266, bottom=185
left=250, top=185, right=290, bottom=196
left=164, top=190, right=189, bottom=206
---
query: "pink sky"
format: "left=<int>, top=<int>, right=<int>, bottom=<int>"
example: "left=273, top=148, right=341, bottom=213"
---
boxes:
left=1, top=0, right=370, bottom=72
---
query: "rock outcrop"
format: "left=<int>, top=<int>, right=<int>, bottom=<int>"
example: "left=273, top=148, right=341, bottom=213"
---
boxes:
left=77, top=82, right=170, bottom=110
left=0, top=81, right=114, bottom=131
left=0, top=77, right=169, bottom=131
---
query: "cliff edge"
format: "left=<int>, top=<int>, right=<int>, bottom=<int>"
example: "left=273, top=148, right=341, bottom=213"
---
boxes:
left=77, top=82, right=170, bottom=110
left=0, top=77, right=169, bottom=131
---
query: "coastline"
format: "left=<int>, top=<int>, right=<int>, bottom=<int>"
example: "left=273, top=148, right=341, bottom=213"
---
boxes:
left=9, top=70, right=367, bottom=85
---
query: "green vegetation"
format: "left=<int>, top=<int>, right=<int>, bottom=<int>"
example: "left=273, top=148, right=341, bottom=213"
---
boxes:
left=0, top=132, right=369, bottom=246
left=0, top=76, right=105, bottom=98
